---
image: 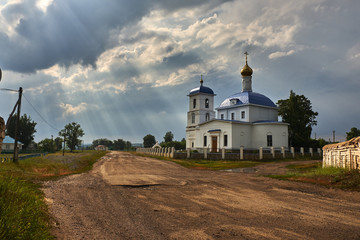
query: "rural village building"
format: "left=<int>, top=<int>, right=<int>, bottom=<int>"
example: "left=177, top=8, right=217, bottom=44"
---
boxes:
left=186, top=54, right=289, bottom=152
left=1, top=136, right=23, bottom=152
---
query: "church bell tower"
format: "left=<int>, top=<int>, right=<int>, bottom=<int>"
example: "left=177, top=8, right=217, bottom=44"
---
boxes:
left=186, top=76, right=216, bottom=128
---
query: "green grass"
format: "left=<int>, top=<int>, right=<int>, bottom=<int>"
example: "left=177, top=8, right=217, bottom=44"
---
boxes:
left=0, top=150, right=107, bottom=239
left=134, top=153, right=263, bottom=170
left=171, top=159, right=260, bottom=170
left=0, top=176, right=53, bottom=239
left=268, top=163, right=360, bottom=191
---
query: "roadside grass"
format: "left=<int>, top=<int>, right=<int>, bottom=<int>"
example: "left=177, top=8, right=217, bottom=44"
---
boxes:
left=170, top=159, right=260, bottom=170
left=134, top=152, right=268, bottom=170
left=134, top=152, right=321, bottom=171
left=0, top=150, right=107, bottom=239
left=268, top=163, right=360, bottom=191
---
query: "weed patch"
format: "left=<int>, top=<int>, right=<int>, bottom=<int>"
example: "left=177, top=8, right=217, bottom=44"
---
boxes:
left=0, top=150, right=107, bottom=239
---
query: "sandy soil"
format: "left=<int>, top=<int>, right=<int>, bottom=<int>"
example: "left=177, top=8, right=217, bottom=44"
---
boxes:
left=42, top=151, right=360, bottom=240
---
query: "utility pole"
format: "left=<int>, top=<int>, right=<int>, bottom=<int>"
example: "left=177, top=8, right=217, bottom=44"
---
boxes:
left=51, top=135, right=54, bottom=152
left=13, top=87, right=23, bottom=163
left=62, top=131, right=66, bottom=156
left=333, top=130, right=336, bottom=143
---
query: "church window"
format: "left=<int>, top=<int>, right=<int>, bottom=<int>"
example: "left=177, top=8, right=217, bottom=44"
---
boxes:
left=224, top=135, right=228, bottom=147
left=191, top=113, right=195, bottom=123
left=221, top=114, right=224, bottom=120
left=192, top=142, right=194, bottom=148
left=231, top=112, right=235, bottom=120
left=206, top=113, right=210, bottom=121
left=241, top=111, right=245, bottom=119
left=267, top=135, right=273, bottom=147
left=193, top=99, right=196, bottom=108
left=204, top=136, right=207, bottom=147
left=205, top=99, right=209, bottom=108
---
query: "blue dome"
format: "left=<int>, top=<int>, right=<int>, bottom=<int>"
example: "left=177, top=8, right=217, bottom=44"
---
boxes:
left=219, top=91, right=276, bottom=108
left=189, top=85, right=214, bottom=95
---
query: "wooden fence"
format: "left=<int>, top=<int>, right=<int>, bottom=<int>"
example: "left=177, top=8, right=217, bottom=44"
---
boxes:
left=323, top=137, right=360, bottom=170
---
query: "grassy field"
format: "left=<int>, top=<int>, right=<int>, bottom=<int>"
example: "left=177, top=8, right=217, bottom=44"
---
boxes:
left=268, top=162, right=360, bottom=191
left=134, top=153, right=266, bottom=170
left=0, top=150, right=107, bottom=239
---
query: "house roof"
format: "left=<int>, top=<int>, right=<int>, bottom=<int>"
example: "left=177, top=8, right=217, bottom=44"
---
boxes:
left=3, top=136, right=23, bottom=145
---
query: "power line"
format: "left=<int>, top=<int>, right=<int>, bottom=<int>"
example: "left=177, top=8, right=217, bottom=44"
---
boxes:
left=0, top=88, right=19, bottom=92
left=22, top=93, right=60, bottom=132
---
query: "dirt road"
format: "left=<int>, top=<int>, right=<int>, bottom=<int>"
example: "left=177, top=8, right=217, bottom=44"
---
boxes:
left=43, top=151, right=360, bottom=240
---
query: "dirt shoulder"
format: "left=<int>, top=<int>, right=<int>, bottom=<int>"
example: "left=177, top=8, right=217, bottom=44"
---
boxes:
left=43, top=152, right=360, bottom=240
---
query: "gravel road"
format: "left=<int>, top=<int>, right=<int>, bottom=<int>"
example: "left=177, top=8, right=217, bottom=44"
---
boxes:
left=43, top=151, right=360, bottom=240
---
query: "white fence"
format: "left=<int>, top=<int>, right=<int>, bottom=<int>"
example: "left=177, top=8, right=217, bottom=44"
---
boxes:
left=137, top=146, right=322, bottom=160
left=136, top=147, right=176, bottom=158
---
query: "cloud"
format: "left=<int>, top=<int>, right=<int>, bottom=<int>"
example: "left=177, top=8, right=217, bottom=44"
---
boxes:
left=268, top=50, right=295, bottom=59
left=59, top=102, right=88, bottom=117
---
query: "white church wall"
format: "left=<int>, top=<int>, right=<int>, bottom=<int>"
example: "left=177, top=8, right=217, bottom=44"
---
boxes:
left=248, top=106, right=278, bottom=122
left=231, top=124, right=253, bottom=148
left=252, top=124, right=288, bottom=148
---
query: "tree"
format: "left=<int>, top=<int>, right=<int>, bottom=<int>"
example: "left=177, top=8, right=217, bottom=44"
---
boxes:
left=143, top=134, right=156, bottom=148
left=163, top=131, right=174, bottom=143
left=54, top=137, right=63, bottom=150
left=59, top=122, right=84, bottom=152
left=6, top=114, right=37, bottom=149
left=346, top=127, right=360, bottom=140
left=277, top=90, right=318, bottom=147
left=38, top=138, right=55, bottom=152
left=125, top=141, right=132, bottom=150
left=113, top=139, right=126, bottom=150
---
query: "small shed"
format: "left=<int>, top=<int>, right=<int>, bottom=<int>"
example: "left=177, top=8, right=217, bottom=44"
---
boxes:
left=322, top=137, right=360, bottom=170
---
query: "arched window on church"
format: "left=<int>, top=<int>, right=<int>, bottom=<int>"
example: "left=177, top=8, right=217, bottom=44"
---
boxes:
left=205, top=99, right=209, bottom=108
left=191, top=113, right=195, bottom=124
left=267, top=133, right=273, bottom=147
left=205, top=113, right=210, bottom=121
left=193, top=99, right=196, bottom=109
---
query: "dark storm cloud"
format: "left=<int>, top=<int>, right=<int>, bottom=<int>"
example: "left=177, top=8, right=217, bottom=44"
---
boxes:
left=0, top=0, right=230, bottom=73
left=0, top=0, right=152, bottom=72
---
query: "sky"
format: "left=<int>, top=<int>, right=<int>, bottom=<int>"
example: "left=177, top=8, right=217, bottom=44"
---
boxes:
left=0, top=0, right=359, bottom=144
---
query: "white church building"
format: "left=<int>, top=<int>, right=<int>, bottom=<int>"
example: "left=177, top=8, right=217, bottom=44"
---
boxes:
left=186, top=53, right=289, bottom=152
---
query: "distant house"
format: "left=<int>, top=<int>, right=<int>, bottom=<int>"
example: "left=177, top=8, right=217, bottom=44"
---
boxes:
left=2, top=136, right=23, bottom=152
left=95, top=145, right=107, bottom=151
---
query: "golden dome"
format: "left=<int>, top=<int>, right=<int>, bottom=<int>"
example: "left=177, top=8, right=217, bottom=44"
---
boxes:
left=241, top=51, right=253, bottom=76
left=241, top=63, right=253, bottom=76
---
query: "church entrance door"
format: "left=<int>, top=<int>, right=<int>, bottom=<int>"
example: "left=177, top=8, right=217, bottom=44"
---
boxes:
left=211, top=136, right=217, bottom=152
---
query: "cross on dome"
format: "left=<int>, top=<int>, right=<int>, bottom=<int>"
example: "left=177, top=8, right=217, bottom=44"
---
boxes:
left=241, top=52, right=253, bottom=77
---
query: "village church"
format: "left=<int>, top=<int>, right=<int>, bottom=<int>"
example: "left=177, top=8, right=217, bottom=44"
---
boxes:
left=186, top=53, right=289, bottom=152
